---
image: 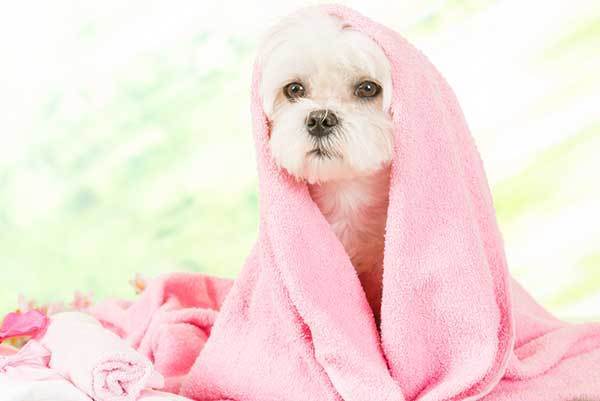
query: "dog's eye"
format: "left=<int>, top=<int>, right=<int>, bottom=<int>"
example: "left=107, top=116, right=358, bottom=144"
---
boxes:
left=354, top=80, right=381, bottom=98
left=283, top=82, right=305, bottom=100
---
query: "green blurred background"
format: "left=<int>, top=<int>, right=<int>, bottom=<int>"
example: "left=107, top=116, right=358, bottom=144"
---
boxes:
left=0, top=0, right=598, bottom=320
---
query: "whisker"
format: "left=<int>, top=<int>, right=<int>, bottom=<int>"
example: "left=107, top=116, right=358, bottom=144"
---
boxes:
left=322, top=109, right=329, bottom=125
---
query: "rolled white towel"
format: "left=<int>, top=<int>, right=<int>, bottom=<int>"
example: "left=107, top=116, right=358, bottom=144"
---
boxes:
left=40, top=312, right=164, bottom=401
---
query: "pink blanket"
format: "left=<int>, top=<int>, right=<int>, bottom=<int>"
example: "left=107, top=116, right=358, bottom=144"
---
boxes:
left=174, top=5, right=600, bottom=401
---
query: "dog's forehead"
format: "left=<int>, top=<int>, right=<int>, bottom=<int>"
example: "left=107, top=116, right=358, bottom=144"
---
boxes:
left=260, top=11, right=389, bottom=83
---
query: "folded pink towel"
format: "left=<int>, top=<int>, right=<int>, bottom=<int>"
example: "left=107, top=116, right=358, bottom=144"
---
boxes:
left=40, top=312, right=164, bottom=401
left=178, top=5, right=600, bottom=401
left=89, top=273, right=233, bottom=394
left=0, top=340, right=95, bottom=401
left=0, top=340, right=60, bottom=382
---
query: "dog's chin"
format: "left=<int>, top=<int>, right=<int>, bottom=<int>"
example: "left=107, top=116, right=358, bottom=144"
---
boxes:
left=301, top=155, right=354, bottom=184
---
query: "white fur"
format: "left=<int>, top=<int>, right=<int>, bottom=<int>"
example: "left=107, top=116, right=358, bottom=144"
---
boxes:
left=259, top=9, right=393, bottom=318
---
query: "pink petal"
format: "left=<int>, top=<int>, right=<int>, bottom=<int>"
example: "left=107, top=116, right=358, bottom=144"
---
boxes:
left=0, top=310, right=49, bottom=341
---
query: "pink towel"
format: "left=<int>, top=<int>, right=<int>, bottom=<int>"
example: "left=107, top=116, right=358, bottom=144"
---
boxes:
left=40, top=312, right=164, bottom=401
left=89, top=273, right=233, bottom=394
left=0, top=340, right=60, bottom=381
left=179, top=5, right=600, bottom=401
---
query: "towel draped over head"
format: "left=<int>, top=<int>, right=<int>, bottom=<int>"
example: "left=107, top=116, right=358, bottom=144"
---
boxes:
left=180, top=5, right=600, bottom=401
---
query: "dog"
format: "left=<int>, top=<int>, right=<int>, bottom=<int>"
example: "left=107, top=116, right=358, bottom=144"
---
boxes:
left=259, top=8, right=393, bottom=321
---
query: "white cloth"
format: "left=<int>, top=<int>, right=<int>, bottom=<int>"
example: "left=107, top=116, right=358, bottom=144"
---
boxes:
left=0, top=374, right=92, bottom=401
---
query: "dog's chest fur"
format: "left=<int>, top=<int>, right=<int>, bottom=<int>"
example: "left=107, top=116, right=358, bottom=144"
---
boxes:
left=308, top=166, right=390, bottom=316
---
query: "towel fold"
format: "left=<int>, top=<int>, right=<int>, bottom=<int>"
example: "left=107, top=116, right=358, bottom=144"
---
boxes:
left=0, top=340, right=56, bottom=382
left=40, top=311, right=164, bottom=401
left=178, top=5, right=600, bottom=401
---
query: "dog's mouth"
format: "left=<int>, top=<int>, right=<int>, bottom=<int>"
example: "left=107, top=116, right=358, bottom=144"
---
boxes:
left=307, top=148, right=329, bottom=158
left=307, top=136, right=343, bottom=160
left=307, top=147, right=343, bottom=160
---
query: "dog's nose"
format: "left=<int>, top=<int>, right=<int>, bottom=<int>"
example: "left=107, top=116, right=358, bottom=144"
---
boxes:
left=306, top=109, right=338, bottom=137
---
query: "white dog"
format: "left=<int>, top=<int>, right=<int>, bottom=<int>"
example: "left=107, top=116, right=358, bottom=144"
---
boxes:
left=259, top=8, right=393, bottom=321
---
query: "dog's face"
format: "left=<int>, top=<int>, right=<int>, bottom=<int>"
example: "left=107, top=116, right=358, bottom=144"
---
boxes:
left=259, top=10, right=393, bottom=184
